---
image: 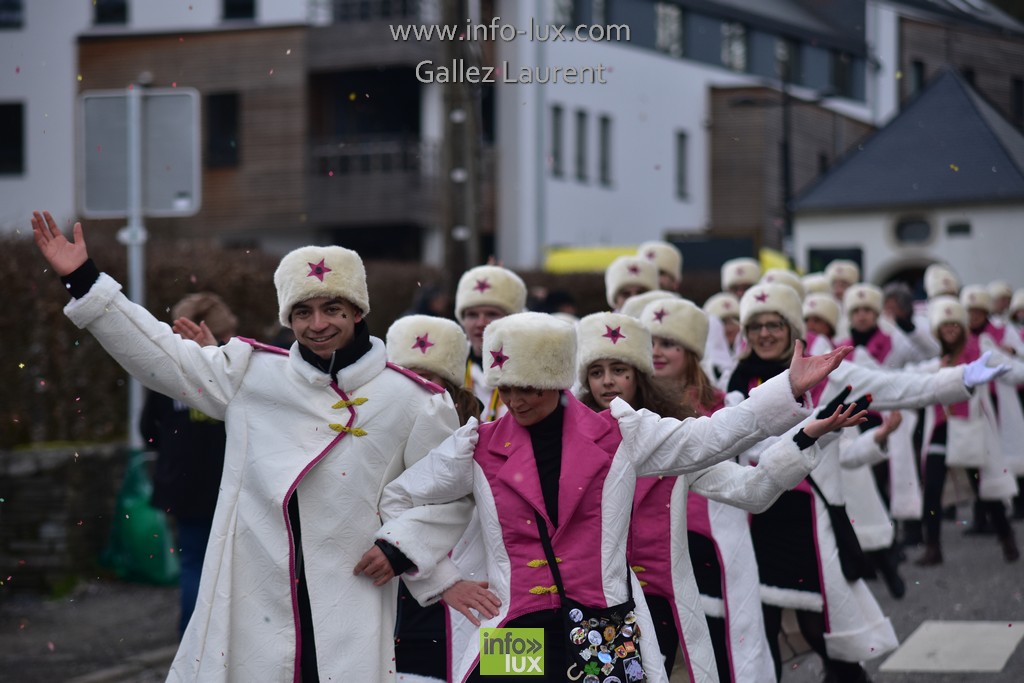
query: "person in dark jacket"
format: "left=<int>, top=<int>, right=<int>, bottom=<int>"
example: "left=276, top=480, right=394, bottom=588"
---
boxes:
left=141, top=292, right=238, bottom=639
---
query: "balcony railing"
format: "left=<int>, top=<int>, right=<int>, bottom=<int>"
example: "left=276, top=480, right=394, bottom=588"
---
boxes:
left=308, top=0, right=428, bottom=25
left=310, top=138, right=439, bottom=177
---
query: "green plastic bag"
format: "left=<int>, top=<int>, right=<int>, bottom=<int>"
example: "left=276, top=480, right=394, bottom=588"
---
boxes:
left=101, top=448, right=180, bottom=585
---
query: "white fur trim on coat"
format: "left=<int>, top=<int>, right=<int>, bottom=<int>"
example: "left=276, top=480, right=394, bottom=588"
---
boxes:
left=274, top=244, right=370, bottom=326
left=482, top=312, right=576, bottom=390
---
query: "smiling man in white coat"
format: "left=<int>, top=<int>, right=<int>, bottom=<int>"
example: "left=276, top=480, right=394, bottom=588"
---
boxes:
left=31, top=211, right=469, bottom=683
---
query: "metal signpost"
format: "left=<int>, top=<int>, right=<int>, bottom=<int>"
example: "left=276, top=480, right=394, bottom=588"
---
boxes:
left=79, top=86, right=201, bottom=449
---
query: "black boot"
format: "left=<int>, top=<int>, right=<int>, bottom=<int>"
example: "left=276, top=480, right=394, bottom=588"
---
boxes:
left=1001, top=533, right=1020, bottom=563
left=876, top=546, right=906, bottom=599
left=964, top=500, right=994, bottom=535
left=915, top=543, right=943, bottom=566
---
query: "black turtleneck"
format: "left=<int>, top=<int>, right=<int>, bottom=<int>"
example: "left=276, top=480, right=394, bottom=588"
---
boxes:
left=526, top=399, right=566, bottom=527
left=850, top=326, right=877, bottom=349
left=727, top=352, right=789, bottom=399
left=296, top=320, right=372, bottom=381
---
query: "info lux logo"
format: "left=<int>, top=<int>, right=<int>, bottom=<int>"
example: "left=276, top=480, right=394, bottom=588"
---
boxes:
left=479, top=628, right=545, bottom=676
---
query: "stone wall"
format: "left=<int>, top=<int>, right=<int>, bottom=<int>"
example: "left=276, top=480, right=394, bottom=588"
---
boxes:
left=0, top=444, right=129, bottom=596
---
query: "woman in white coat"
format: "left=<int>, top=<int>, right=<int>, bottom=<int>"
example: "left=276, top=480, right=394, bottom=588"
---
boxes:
left=915, top=295, right=1021, bottom=566
left=375, top=312, right=852, bottom=683
left=576, top=310, right=864, bottom=682
left=721, top=283, right=1005, bottom=683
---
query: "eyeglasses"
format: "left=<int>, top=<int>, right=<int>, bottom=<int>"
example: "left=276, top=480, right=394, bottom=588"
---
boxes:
left=745, top=321, right=786, bottom=334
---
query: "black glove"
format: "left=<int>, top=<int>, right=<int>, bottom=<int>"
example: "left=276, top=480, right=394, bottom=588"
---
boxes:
left=816, top=385, right=872, bottom=419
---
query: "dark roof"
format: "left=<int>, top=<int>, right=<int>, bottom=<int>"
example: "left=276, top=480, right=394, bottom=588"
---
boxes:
left=793, top=68, right=1024, bottom=212
left=893, top=0, right=1024, bottom=36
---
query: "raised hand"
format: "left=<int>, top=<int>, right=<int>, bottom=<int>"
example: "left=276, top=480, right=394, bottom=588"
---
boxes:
left=173, top=318, right=218, bottom=347
left=803, top=400, right=869, bottom=439
left=788, top=339, right=853, bottom=398
left=31, top=211, right=88, bottom=276
left=442, top=580, right=501, bottom=626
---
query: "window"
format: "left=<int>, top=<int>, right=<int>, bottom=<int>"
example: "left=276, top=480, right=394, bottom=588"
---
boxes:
left=655, top=2, right=683, bottom=58
left=961, top=67, right=975, bottom=86
left=776, top=37, right=799, bottom=83
left=1011, top=77, right=1023, bottom=129
left=909, top=60, right=926, bottom=97
left=550, top=105, right=564, bottom=177
left=675, top=131, right=688, bottom=198
left=223, top=0, right=255, bottom=20
left=0, top=0, right=23, bottom=29
left=947, top=222, right=971, bottom=237
left=894, top=217, right=932, bottom=244
left=721, top=22, right=746, bottom=72
left=818, top=152, right=829, bottom=175
left=94, top=0, right=127, bottom=24
left=0, top=103, right=25, bottom=175
left=598, top=115, right=612, bottom=186
left=832, top=51, right=853, bottom=98
left=552, top=0, right=575, bottom=26
left=206, top=93, right=240, bottom=168
left=575, top=109, right=588, bottom=182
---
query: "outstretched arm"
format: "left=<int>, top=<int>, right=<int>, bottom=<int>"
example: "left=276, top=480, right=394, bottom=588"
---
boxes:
left=32, top=211, right=88, bottom=277
left=788, top=339, right=853, bottom=397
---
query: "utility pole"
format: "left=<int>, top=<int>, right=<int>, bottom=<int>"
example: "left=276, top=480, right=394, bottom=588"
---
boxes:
left=441, top=0, right=482, bottom=282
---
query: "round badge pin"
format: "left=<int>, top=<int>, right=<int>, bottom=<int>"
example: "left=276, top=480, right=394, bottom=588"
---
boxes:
left=587, top=630, right=603, bottom=646
left=569, top=608, right=583, bottom=623
left=571, top=627, right=587, bottom=645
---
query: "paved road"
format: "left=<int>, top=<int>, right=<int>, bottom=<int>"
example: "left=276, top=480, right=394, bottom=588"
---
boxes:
left=2, top=510, right=1021, bottom=682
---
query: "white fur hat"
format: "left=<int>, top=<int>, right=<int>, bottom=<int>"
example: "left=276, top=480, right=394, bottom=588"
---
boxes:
left=988, top=280, right=1013, bottom=300
left=803, top=293, right=841, bottom=331
left=454, top=265, right=527, bottom=321
left=802, top=273, right=831, bottom=295
left=483, top=312, right=576, bottom=390
left=1010, top=289, right=1024, bottom=316
left=274, top=245, right=369, bottom=327
left=761, top=269, right=806, bottom=300
left=703, top=292, right=740, bottom=321
left=619, top=289, right=680, bottom=319
left=740, top=283, right=805, bottom=338
left=637, top=240, right=682, bottom=283
left=386, top=315, right=469, bottom=387
left=825, top=259, right=860, bottom=286
left=843, top=283, right=883, bottom=316
left=576, top=312, right=654, bottom=385
left=721, top=257, right=761, bottom=291
left=929, top=295, right=967, bottom=335
left=640, top=298, right=709, bottom=360
left=924, top=264, right=959, bottom=299
left=605, top=256, right=659, bottom=308
left=960, top=284, right=992, bottom=313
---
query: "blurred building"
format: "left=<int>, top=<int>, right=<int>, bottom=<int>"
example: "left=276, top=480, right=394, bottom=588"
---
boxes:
left=792, top=67, right=1024, bottom=291
left=1, top=0, right=1022, bottom=279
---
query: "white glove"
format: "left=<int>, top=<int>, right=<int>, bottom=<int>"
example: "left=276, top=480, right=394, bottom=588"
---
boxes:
left=962, top=350, right=1010, bottom=388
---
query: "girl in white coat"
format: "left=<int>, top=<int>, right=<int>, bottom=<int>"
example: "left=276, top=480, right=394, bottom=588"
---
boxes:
left=375, top=312, right=852, bottom=683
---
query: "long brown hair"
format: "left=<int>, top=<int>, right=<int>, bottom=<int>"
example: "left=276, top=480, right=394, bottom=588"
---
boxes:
left=579, top=369, right=694, bottom=420
left=441, top=380, right=483, bottom=426
left=677, top=348, right=720, bottom=415
left=939, top=324, right=967, bottom=367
